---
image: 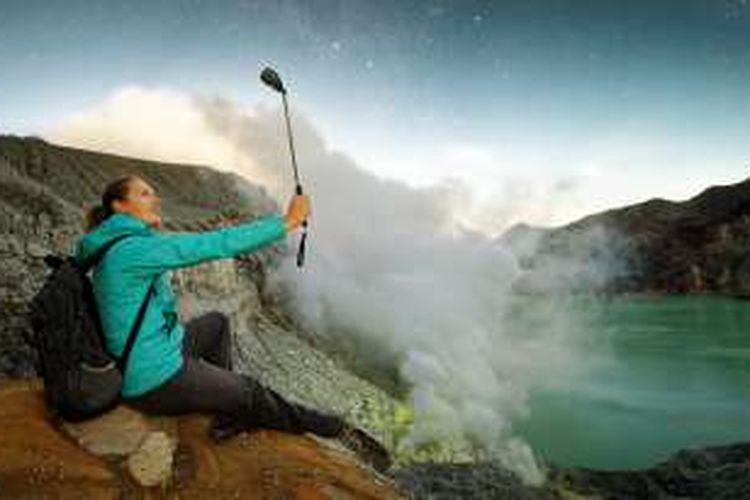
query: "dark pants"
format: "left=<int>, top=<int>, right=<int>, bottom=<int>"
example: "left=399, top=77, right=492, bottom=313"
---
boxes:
left=125, top=311, right=344, bottom=438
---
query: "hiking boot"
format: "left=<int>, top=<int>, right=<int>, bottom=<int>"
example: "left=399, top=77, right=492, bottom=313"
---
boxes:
left=336, top=423, right=392, bottom=473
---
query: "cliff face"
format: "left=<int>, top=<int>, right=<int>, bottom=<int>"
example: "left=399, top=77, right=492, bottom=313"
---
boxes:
left=503, top=178, right=750, bottom=295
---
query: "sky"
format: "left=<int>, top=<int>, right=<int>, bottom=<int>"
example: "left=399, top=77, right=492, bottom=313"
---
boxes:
left=2, top=0, right=750, bottom=233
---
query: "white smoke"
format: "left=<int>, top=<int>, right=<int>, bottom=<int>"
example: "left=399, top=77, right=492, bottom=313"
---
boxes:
left=49, top=87, right=596, bottom=484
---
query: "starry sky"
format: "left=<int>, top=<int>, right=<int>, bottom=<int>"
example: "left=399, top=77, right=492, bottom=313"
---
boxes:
left=2, top=0, right=750, bottom=229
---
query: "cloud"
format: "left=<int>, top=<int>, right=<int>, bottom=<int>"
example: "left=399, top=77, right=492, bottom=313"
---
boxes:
left=52, top=87, right=253, bottom=173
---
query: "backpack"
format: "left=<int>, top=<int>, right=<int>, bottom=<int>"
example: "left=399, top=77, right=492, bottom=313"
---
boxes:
left=28, top=234, right=157, bottom=422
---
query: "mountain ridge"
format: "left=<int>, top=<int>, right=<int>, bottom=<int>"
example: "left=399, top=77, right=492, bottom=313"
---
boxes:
left=503, top=173, right=750, bottom=295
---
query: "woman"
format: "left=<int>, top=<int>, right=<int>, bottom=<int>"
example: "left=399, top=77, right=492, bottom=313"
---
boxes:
left=76, top=175, right=389, bottom=471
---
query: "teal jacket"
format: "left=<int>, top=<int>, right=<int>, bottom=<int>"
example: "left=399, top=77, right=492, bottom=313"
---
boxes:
left=75, top=212, right=287, bottom=398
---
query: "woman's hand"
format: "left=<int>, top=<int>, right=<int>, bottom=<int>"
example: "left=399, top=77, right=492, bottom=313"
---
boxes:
left=284, top=194, right=310, bottom=232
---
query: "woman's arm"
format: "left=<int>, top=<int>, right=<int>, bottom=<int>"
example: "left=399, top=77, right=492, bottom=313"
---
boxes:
left=119, top=215, right=288, bottom=275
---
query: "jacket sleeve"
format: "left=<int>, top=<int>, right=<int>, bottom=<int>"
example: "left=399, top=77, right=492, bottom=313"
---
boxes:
left=118, top=215, right=287, bottom=275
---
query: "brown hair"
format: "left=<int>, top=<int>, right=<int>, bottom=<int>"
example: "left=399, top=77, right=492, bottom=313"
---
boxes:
left=85, top=175, right=139, bottom=231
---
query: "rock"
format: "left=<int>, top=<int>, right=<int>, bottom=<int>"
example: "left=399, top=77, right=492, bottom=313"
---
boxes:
left=127, top=431, right=176, bottom=487
left=391, top=462, right=557, bottom=500
left=391, top=444, right=750, bottom=500
left=734, top=252, right=750, bottom=297
left=61, top=405, right=176, bottom=457
left=25, top=241, right=47, bottom=258
left=0, top=234, right=22, bottom=254
left=546, top=442, right=750, bottom=500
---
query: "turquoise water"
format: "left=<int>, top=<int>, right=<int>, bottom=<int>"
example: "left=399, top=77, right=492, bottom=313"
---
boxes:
left=512, top=296, right=750, bottom=470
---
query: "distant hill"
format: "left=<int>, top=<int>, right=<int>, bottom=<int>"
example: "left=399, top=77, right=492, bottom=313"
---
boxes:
left=502, top=176, right=750, bottom=295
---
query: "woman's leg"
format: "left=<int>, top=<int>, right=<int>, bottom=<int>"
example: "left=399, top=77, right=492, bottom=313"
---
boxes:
left=178, top=311, right=341, bottom=434
left=126, top=313, right=390, bottom=470
left=240, top=374, right=344, bottom=437
left=125, top=358, right=344, bottom=438
left=182, top=311, right=232, bottom=370
left=125, top=358, right=245, bottom=415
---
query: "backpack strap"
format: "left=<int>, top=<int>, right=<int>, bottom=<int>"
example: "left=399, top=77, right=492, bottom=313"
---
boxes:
left=81, top=234, right=134, bottom=272
left=116, top=275, right=158, bottom=375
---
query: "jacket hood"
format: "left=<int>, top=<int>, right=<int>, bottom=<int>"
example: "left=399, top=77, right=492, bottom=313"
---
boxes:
left=75, top=213, right=154, bottom=264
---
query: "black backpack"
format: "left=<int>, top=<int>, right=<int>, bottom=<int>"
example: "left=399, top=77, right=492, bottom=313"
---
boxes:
left=28, top=234, right=157, bottom=422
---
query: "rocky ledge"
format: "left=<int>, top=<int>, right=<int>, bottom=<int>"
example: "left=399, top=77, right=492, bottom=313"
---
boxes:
left=0, top=379, right=404, bottom=499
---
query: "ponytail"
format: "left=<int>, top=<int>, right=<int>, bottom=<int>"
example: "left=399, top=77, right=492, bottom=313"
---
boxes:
left=84, top=175, right=139, bottom=231
left=85, top=204, right=112, bottom=232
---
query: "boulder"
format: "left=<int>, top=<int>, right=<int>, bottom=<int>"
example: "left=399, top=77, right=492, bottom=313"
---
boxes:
left=127, top=431, right=176, bottom=487
left=61, top=405, right=177, bottom=458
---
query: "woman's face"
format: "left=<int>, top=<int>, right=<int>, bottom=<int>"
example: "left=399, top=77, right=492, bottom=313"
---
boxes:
left=113, top=177, right=163, bottom=228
